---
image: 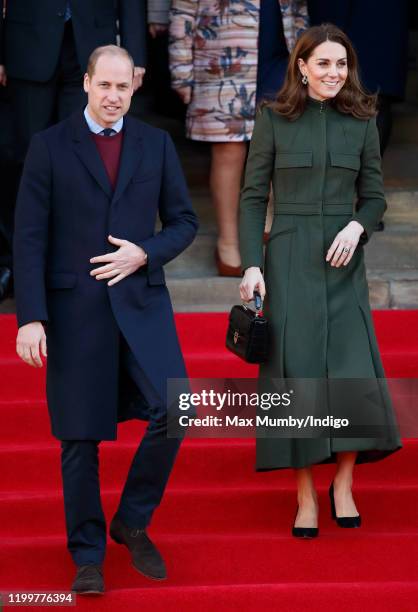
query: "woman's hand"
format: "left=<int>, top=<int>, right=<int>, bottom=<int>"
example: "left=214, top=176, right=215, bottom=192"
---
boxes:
left=326, top=220, right=364, bottom=268
left=240, top=267, right=266, bottom=302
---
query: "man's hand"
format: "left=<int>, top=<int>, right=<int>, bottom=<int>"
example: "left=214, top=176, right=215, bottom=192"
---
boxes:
left=0, top=65, right=7, bottom=87
left=90, top=235, right=148, bottom=286
left=326, top=220, right=364, bottom=268
left=175, top=86, right=192, bottom=105
left=240, top=267, right=266, bottom=302
left=149, top=23, right=168, bottom=38
left=133, top=66, right=146, bottom=91
left=16, top=322, right=47, bottom=368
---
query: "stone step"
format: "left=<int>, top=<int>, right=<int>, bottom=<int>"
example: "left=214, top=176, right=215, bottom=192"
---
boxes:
left=1, top=274, right=417, bottom=313
left=163, top=186, right=418, bottom=310
left=383, top=145, right=418, bottom=190
left=165, top=275, right=418, bottom=311
left=165, top=230, right=418, bottom=281
left=390, top=105, right=418, bottom=145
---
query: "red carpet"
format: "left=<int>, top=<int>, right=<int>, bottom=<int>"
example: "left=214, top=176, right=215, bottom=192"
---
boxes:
left=1, top=311, right=418, bottom=611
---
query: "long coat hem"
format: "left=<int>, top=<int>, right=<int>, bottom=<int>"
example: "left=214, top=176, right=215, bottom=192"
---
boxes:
left=255, top=444, right=403, bottom=472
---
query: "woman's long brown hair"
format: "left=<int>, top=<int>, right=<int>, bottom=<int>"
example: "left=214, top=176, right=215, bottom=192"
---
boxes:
left=268, top=23, right=377, bottom=120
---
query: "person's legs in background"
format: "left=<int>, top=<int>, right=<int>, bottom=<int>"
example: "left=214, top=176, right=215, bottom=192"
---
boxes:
left=56, top=20, right=87, bottom=121
left=210, top=141, right=248, bottom=276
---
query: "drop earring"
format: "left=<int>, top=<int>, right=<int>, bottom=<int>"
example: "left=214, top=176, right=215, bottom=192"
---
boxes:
left=302, top=74, right=308, bottom=85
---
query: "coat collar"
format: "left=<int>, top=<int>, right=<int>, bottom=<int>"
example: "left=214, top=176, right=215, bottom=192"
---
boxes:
left=71, top=109, right=144, bottom=204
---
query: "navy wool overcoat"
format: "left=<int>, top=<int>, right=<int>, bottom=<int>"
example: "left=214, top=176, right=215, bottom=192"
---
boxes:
left=14, top=111, right=198, bottom=440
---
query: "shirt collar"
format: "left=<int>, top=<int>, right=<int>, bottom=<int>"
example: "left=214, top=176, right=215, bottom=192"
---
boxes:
left=84, top=106, right=124, bottom=134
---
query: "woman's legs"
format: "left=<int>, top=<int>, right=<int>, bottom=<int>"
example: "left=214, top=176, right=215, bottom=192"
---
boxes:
left=294, top=467, right=319, bottom=527
left=294, top=451, right=359, bottom=528
left=332, top=451, right=359, bottom=516
left=210, top=142, right=247, bottom=268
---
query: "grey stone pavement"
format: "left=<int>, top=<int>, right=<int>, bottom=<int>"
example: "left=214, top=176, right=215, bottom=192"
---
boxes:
left=1, top=98, right=418, bottom=314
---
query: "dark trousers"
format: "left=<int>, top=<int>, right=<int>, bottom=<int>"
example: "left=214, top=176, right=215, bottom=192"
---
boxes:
left=60, top=336, right=183, bottom=566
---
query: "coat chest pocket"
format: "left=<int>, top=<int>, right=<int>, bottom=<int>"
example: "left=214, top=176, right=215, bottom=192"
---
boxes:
left=275, top=151, right=313, bottom=169
left=329, top=152, right=360, bottom=171
left=326, top=152, right=360, bottom=203
left=274, top=152, right=313, bottom=202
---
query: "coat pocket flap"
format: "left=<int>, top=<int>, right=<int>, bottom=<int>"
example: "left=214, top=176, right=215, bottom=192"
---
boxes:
left=46, top=273, right=78, bottom=289
left=275, top=152, right=313, bottom=168
left=330, top=152, right=361, bottom=171
left=147, top=267, right=166, bottom=286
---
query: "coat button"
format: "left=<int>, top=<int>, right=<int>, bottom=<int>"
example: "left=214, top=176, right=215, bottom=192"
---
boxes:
left=57, top=11, right=64, bottom=17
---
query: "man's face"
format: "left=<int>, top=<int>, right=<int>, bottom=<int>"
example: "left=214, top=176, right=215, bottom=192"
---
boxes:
left=84, top=54, right=134, bottom=127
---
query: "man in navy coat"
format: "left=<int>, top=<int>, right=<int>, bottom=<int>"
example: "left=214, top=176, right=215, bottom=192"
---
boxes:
left=13, top=45, right=198, bottom=595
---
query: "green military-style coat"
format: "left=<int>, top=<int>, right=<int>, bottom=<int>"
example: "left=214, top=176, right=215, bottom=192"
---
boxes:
left=239, top=97, right=402, bottom=470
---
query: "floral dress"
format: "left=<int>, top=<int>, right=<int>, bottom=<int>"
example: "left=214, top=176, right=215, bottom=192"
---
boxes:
left=169, top=0, right=309, bottom=142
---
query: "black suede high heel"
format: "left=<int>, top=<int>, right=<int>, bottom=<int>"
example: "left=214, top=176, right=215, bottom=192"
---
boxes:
left=329, top=483, right=361, bottom=528
left=292, top=507, right=319, bottom=539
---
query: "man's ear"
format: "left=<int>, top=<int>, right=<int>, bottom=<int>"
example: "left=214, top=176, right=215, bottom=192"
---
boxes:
left=83, top=73, right=90, bottom=93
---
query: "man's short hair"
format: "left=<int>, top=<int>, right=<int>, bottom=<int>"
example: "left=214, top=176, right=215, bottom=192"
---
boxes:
left=87, top=45, right=134, bottom=78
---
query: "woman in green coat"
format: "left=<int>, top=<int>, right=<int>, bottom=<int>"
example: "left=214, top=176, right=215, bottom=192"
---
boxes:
left=239, top=23, right=401, bottom=538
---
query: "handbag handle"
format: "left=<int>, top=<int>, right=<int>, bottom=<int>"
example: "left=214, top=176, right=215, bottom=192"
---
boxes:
left=242, top=291, right=263, bottom=317
left=253, top=291, right=263, bottom=312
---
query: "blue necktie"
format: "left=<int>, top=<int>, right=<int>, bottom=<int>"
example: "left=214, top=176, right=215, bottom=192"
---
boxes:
left=101, top=128, right=115, bottom=137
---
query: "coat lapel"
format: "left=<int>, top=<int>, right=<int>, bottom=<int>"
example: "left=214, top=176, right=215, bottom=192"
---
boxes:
left=71, top=111, right=113, bottom=199
left=71, top=111, right=144, bottom=203
left=111, top=115, right=144, bottom=205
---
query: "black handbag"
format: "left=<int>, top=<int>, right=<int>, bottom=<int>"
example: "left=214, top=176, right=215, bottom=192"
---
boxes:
left=226, top=292, right=269, bottom=364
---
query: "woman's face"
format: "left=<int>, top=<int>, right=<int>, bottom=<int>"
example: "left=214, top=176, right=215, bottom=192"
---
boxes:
left=298, top=40, right=348, bottom=101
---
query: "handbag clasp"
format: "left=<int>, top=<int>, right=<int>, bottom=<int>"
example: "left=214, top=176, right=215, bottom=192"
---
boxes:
left=233, top=330, right=239, bottom=344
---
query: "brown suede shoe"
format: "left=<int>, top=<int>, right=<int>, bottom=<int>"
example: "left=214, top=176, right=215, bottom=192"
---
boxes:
left=109, top=516, right=167, bottom=580
left=71, top=564, right=104, bottom=595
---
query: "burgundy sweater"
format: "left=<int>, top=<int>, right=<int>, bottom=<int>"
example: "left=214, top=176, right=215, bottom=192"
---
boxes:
left=91, top=130, right=123, bottom=190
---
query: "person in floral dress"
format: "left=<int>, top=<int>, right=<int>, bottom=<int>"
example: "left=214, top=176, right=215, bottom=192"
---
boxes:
left=169, top=0, right=309, bottom=275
